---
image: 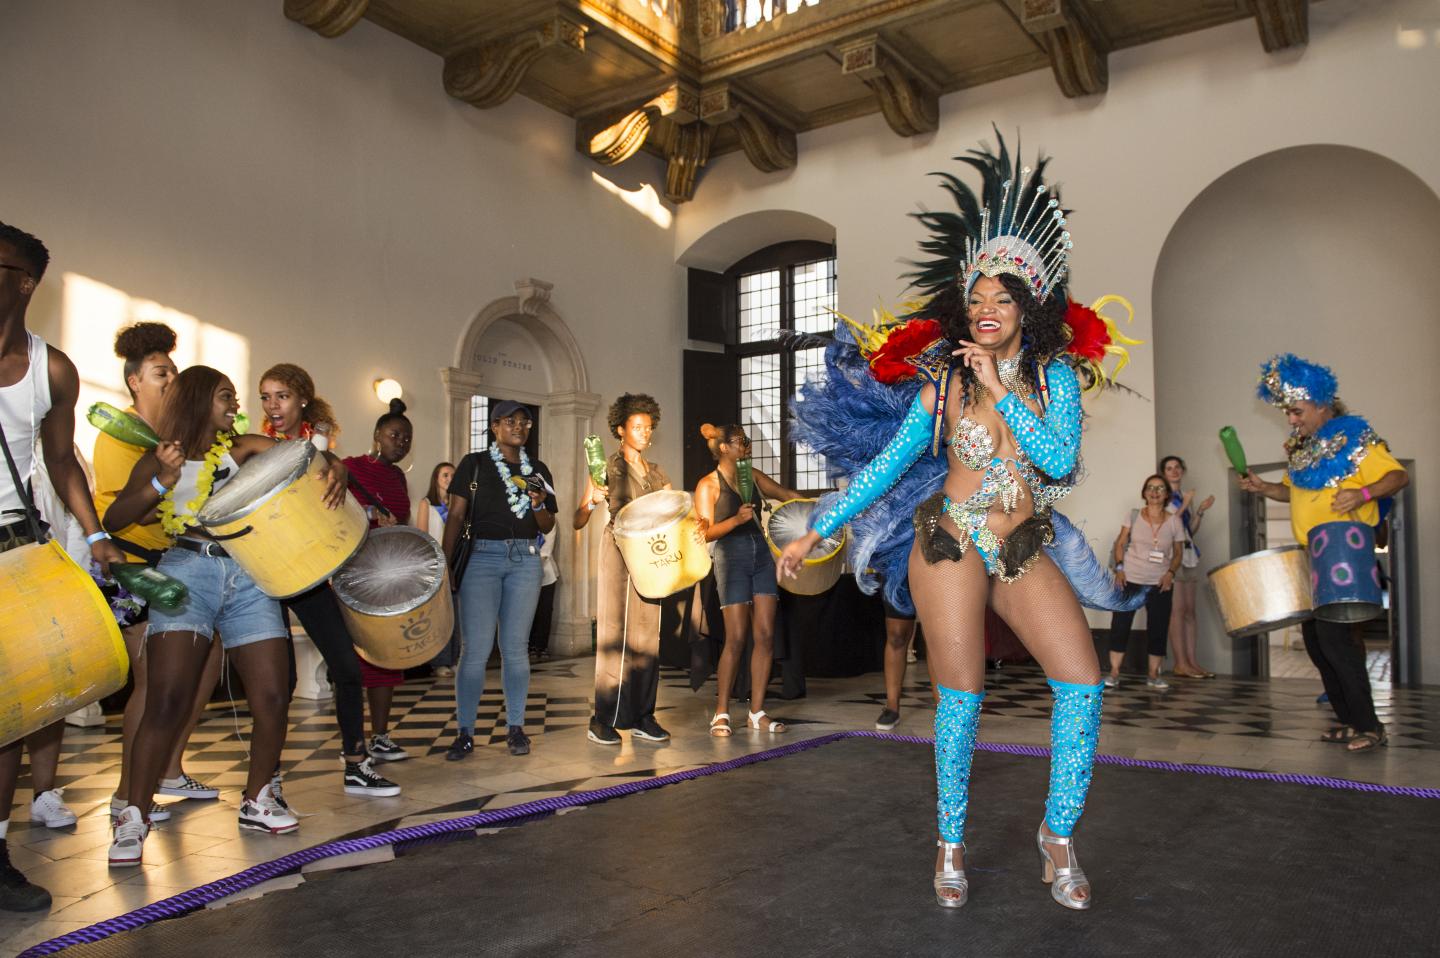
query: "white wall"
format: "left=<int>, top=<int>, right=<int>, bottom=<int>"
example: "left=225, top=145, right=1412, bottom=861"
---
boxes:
left=0, top=0, right=685, bottom=497
left=676, top=0, right=1440, bottom=679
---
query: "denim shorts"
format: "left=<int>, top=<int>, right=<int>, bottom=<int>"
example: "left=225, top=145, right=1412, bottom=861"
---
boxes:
left=146, top=547, right=286, bottom=650
left=712, top=533, right=777, bottom=607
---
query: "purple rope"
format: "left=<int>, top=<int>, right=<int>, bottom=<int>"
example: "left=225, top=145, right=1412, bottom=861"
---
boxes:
left=21, top=730, right=1437, bottom=956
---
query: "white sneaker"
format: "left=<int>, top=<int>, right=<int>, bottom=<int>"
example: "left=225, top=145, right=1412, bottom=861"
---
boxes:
left=30, top=788, right=77, bottom=828
left=238, top=783, right=299, bottom=835
left=1146, top=675, right=1171, bottom=691
left=109, top=795, right=171, bottom=823
left=157, top=773, right=220, bottom=800
left=108, top=806, right=149, bottom=867
left=1103, top=674, right=1120, bottom=689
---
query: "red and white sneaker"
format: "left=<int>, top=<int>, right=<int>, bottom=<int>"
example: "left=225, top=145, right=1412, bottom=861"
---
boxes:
left=238, top=783, right=299, bottom=835
left=108, top=806, right=149, bottom=867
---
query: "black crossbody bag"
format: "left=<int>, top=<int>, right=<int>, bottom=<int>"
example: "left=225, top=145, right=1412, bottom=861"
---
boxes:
left=447, top=465, right=478, bottom=594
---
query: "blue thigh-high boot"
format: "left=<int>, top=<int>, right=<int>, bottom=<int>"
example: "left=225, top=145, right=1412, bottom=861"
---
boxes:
left=1039, top=678, right=1103, bottom=910
left=933, top=685, right=984, bottom=908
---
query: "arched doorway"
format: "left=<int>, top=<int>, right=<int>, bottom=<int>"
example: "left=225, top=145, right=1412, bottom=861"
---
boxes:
left=1152, top=145, right=1440, bottom=685
left=442, top=279, right=602, bottom=657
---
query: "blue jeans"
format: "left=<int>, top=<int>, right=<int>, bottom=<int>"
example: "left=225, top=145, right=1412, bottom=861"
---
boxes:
left=456, top=539, right=542, bottom=730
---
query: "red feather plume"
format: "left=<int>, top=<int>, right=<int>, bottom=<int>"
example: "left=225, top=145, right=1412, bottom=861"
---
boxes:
left=868, top=318, right=943, bottom=384
left=1063, top=302, right=1110, bottom=362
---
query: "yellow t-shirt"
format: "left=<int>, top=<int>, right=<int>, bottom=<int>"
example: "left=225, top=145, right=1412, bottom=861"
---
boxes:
left=1284, top=441, right=1403, bottom=545
left=92, top=409, right=170, bottom=554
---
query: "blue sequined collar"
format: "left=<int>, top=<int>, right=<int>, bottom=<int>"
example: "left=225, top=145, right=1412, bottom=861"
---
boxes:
left=1286, top=414, right=1382, bottom=490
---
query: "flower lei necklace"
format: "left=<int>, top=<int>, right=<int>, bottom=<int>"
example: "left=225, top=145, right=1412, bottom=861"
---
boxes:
left=490, top=443, right=533, bottom=518
left=262, top=418, right=312, bottom=441
left=158, top=431, right=234, bottom=537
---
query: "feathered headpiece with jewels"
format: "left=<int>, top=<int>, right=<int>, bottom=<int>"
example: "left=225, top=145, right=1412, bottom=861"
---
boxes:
left=908, top=129, right=1071, bottom=305
left=1258, top=353, right=1338, bottom=408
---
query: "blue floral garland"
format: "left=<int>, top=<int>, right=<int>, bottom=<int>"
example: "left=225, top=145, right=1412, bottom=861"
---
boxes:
left=1285, top=414, right=1382, bottom=490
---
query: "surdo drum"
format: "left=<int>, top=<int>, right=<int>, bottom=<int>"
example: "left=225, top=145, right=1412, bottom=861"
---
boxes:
left=330, top=526, right=454, bottom=670
left=612, top=490, right=711, bottom=599
left=198, top=439, right=368, bottom=598
left=766, top=498, right=847, bottom=596
left=1206, top=545, right=1313, bottom=638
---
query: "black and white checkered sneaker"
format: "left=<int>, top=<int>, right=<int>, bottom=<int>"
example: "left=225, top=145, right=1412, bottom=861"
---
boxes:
left=157, top=773, right=219, bottom=800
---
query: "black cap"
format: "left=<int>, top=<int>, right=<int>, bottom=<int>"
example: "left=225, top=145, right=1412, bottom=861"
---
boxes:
left=490, top=400, right=530, bottom=423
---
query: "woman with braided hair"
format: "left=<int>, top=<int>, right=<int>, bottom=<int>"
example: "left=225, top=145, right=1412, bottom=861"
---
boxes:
left=784, top=134, right=1144, bottom=911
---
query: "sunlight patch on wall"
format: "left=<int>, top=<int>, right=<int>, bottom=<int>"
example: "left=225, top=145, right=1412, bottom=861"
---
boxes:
left=61, top=273, right=250, bottom=455
left=590, top=172, right=673, bottom=230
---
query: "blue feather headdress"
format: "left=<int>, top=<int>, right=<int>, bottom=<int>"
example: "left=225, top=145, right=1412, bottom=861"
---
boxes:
left=1258, top=354, right=1338, bottom=408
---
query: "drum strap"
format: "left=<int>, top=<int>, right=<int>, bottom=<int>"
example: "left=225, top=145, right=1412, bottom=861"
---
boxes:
left=0, top=417, right=46, bottom=545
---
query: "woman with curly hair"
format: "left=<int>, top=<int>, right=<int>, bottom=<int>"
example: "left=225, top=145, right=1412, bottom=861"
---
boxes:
left=782, top=139, right=1131, bottom=912
left=258, top=363, right=339, bottom=448
left=574, top=392, right=673, bottom=746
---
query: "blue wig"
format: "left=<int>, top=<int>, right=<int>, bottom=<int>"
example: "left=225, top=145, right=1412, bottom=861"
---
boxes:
left=1257, top=353, right=1337, bottom=408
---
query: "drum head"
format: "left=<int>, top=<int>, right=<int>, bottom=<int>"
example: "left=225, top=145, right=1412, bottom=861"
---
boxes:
left=767, top=499, right=844, bottom=562
left=332, top=527, right=445, bottom=616
left=199, top=439, right=314, bottom=526
left=614, top=490, right=691, bottom=537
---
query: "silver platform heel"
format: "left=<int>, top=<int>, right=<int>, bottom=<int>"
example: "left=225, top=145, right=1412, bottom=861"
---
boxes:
left=1036, top=827, right=1091, bottom=910
left=933, top=840, right=968, bottom=908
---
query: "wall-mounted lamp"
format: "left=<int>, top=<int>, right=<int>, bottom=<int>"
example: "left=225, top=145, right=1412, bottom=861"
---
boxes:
left=373, top=378, right=403, bottom=404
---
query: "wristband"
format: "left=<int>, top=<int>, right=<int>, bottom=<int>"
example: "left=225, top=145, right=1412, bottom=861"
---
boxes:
left=86, top=530, right=112, bottom=545
left=1114, top=562, right=1124, bottom=570
left=150, top=475, right=171, bottom=496
left=1360, top=486, right=1373, bottom=503
left=586, top=501, right=596, bottom=512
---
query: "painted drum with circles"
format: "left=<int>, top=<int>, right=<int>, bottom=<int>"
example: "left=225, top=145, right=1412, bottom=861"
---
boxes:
left=331, top=526, right=454, bottom=669
left=1308, top=520, right=1383, bottom=624
left=612, top=490, right=711, bottom=599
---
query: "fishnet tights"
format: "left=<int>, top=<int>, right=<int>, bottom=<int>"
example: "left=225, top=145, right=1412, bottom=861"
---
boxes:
left=908, top=536, right=1101, bottom=693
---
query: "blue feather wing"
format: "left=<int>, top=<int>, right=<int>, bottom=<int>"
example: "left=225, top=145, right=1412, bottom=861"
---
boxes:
left=1045, top=510, right=1149, bottom=611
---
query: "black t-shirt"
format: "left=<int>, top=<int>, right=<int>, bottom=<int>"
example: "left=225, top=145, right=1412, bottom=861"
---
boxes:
left=452, top=452, right=558, bottom=541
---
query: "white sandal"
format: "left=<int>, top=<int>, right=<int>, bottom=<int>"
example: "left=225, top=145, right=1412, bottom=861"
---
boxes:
left=747, top=709, right=787, bottom=733
left=709, top=713, right=732, bottom=737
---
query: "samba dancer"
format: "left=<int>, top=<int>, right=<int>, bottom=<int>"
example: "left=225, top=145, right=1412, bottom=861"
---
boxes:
left=0, top=222, right=125, bottom=911
left=574, top=393, right=674, bottom=746
left=98, top=324, right=223, bottom=822
left=105, top=366, right=349, bottom=865
left=694, top=424, right=803, bottom=737
left=343, top=399, right=415, bottom=761
left=1239, top=354, right=1408, bottom=753
left=782, top=138, right=1141, bottom=910
left=258, top=365, right=399, bottom=796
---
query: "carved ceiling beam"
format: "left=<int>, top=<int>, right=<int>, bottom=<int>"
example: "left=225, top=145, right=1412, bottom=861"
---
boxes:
left=700, top=85, right=797, bottom=174
left=836, top=35, right=938, bottom=138
left=443, top=13, right=589, bottom=110
left=284, top=0, right=370, bottom=38
left=582, top=82, right=700, bottom=167
left=1015, top=0, right=1108, bottom=98
left=1246, top=0, right=1309, bottom=52
left=661, top=121, right=716, bottom=204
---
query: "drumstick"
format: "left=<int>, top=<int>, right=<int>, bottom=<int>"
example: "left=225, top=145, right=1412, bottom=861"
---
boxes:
left=1219, top=426, right=1248, bottom=474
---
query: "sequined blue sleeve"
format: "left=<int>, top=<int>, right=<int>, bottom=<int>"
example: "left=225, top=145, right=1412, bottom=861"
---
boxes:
left=996, top=359, right=1081, bottom=479
left=812, top=393, right=929, bottom=538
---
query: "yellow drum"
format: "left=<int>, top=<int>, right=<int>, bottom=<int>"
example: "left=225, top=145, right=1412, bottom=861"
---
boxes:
left=198, top=439, right=367, bottom=599
left=1207, top=545, right=1312, bottom=637
left=0, top=540, right=127, bottom=748
left=613, top=490, right=711, bottom=599
left=331, top=527, right=454, bottom=670
left=766, top=498, right=847, bottom=596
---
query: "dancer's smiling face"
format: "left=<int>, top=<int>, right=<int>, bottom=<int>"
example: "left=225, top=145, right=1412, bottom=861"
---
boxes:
left=966, top=275, right=1022, bottom=351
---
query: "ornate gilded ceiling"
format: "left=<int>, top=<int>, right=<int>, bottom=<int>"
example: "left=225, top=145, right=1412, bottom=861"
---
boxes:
left=283, top=0, right=1313, bottom=202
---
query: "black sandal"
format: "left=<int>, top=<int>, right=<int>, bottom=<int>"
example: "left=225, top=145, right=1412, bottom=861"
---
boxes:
left=1320, top=725, right=1358, bottom=744
left=1346, top=728, right=1387, bottom=752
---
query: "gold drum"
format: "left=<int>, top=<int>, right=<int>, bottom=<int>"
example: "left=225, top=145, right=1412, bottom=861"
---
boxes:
left=766, top=498, right=847, bottom=596
left=1207, top=545, right=1313, bottom=638
left=198, top=439, right=367, bottom=599
left=331, top=526, right=454, bottom=670
left=613, top=490, right=711, bottom=599
left=0, top=541, right=127, bottom=748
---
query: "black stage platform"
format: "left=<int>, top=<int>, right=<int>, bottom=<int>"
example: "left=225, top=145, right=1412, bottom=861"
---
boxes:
left=43, top=738, right=1437, bottom=957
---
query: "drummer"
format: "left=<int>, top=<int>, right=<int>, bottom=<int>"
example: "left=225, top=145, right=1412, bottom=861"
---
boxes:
left=97, top=323, right=223, bottom=822
left=257, top=364, right=399, bottom=798
left=0, top=222, right=125, bottom=911
left=441, top=400, right=556, bottom=760
left=694, top=424, right=802, bottom=737
left=1239, top=354, right=1408, bottom=753
left=104, top=366, right=349, bottom=866
left=573, top=393, right=673, bottom=746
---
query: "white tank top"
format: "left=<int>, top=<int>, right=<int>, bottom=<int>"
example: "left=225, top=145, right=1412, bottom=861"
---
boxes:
left=171, top=451, right=240, bottom=530
left=0, top=332, right=53, bottom=525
